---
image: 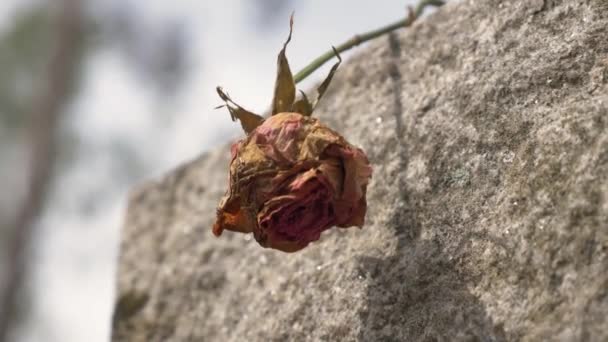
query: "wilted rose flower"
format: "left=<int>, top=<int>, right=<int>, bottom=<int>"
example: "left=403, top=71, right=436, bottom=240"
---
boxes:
left=213, top=112, right=372, bottom=252
left=213, top=15, right=372, bottom=252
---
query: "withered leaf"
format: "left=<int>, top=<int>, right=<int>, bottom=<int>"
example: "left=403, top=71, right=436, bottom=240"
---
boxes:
left=216, top=87, right=264, bottom=134
left=292, top=90, right=313, bottom=116
left=271, top=14, right=296, bottom=115
left=313, top=46, right=342, bottom=110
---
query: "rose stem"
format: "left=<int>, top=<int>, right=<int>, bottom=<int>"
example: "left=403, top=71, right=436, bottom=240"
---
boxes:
left=293, top=0, right=445, bottom=84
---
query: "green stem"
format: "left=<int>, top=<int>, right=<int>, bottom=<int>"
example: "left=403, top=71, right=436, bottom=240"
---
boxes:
left=294, top=0, right=445, bottom=84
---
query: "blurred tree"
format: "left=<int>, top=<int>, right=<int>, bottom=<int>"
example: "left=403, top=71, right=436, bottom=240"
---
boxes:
left=0, top=1, right=85, bottom=340
left=0, top=0, right=191, bottom=341
left=247, top=0, right=295, bottom=32
left=148, top=22, right=188, bottom=97
left=0, top=8, right=52, bottom=130
left=97, top=3, right=189, bottom=100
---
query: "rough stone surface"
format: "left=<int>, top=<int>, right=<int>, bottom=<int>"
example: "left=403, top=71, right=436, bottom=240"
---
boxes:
left=113, top=0, right=608, bottom=341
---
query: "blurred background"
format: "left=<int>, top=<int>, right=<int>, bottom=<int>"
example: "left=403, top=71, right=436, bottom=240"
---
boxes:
left=0, top=0, right=422, bottom=341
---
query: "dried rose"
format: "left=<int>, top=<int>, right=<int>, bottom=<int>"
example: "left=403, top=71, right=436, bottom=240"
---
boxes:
left=213, top=15, right=372, bottom=252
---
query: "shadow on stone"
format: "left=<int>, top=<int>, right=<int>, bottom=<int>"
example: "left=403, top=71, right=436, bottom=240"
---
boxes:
left=357, top=225, right=508, bottom=341
left=356, top=31, right=508, bottom=341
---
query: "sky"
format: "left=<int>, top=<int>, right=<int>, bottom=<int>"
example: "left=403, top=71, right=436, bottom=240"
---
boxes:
left=2, top=1, right=423, bottom=341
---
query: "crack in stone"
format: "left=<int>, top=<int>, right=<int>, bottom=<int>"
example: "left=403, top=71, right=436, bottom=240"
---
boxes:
left=387, top=32, right=419, bottom=244
left=388, top=32, right=405, bottom=140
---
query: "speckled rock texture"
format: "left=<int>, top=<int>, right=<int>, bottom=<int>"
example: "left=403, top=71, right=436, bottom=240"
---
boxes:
left=112, top=0, right=608, bottom=341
